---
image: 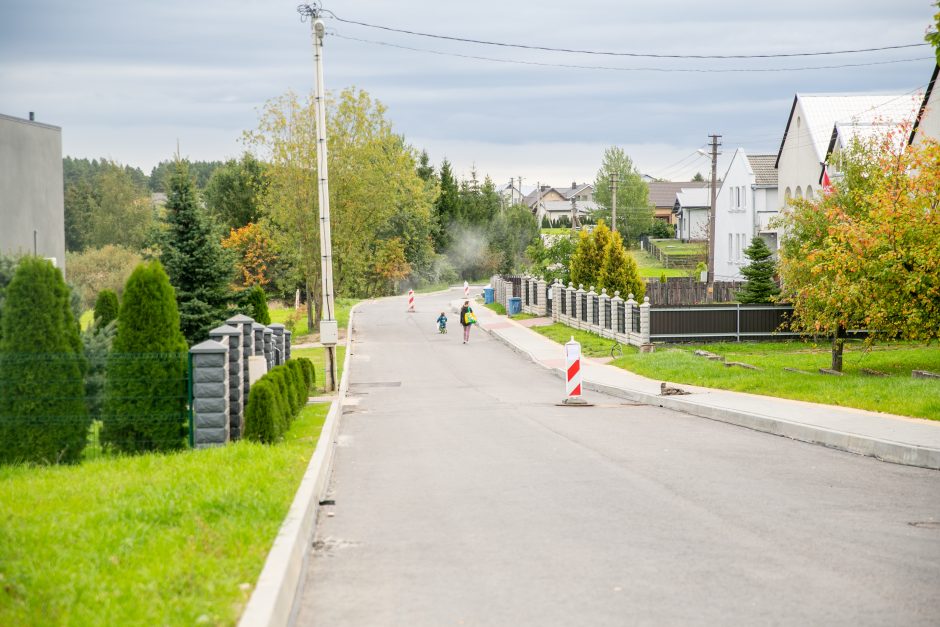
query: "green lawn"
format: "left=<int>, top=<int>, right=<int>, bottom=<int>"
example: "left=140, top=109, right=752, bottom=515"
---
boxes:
left=650, top=239, right=706, bottom=256
left=484, top=301, right=507, bottom=315
left=629, top=250, right=690, bottom=279
left=540, top=228, right=570, bottom=235
left=292, top=345, right=347, bottom=393
left=530, top=324, right=940, bottom=420
left=269, top=297, right=358, bottom=340
left=0, top=402, right=329, bottom=626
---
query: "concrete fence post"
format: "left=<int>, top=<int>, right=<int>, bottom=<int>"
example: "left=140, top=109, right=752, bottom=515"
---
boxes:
left=640, top=296, right=653, bottom=351
left=598, top=288, right=610, bottom=338
left=209, top=324, right=244, bottom=440
left=227, top=313, right=255, bottom=416
left=610, top=292, right=625, bottom=344
left=263, top=327, right=274, bottom=371
left=252, top=322, right=265, bottom=357
left=551, top=280, right=562, bottom=322
left=269, top=323, right=286, bottom=366
left=575, top=284, right=586, bottom=329
left=189, top=340, right=229, bottom=448
left=284, top=329, right=292, bottom=362
left=536, top=278, right=547, bottom=317
left=587, top=286, right=597, bottom=332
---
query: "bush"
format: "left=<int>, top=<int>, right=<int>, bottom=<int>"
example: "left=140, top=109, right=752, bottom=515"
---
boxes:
left=297, top=357, right=315, bottom=392
left=101, top=261, right=188, bottom=454
left=83, top=320, right=116, bottom=420
left=0, top=257, right=89, bottom=464
left=267, top=368, right=296, bottom=420
left=247, top=285, right=271, bottom=325
left=243, top=379, right=282, bottom=443
left=93, top=289, right=119, bottom=328
left=286, top=360, right=308, bottom=405
left=65, top=245, right=143, bottom=311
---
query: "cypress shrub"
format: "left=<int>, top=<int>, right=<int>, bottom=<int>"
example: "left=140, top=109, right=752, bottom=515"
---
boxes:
left=101, top=261, right=188, bottom=454
left=0, top=257, right=89, bottom=465
left=265, top=368, right=293, bottom=424
left=273, top=366, right=301, bottom=415
left=297, top=357, right=315, bottom=392
left=93, top=289, right=119, bottom=328
left=247, top=285, right=271, bottom=325
left=286, top=360, right=307, bottom=406
left=243, top=379, right=281, bottom=443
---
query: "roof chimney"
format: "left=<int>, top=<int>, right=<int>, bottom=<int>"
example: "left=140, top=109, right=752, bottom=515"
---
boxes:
left=29, top=112, right=35, bottom=121
left=572, top=181, right=577, bottom=189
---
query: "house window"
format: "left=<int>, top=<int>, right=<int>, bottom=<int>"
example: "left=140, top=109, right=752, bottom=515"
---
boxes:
left=806, top=185, right=814, bottom=200
left=742, top=188, right=747, bottom=209
left=795, top=186, right=803, bottom=199
left=728, top=234, right=732, bottom=259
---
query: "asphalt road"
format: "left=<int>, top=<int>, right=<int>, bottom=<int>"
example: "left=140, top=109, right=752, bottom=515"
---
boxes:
left=294, top=289, right=940, bottom=626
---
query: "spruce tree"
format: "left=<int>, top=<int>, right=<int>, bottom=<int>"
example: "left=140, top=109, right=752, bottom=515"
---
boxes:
left=102, top=260, right=188, bottom=454
left=600, top=234, right=645, bottom=301
left=247, top=285, right=271, bottom=325
left=0, top=257, right=89, bottom=464
left=433, top=159, right=459, bottom=250
left=737, top=237, right=780, bottom=304
left=160, top=160, right=234, bottom=344
left=93, top=289, right=119, bottom=328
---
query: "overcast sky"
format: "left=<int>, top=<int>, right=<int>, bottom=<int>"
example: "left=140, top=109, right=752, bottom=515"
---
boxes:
left=1, top=0, right=936, bottom=186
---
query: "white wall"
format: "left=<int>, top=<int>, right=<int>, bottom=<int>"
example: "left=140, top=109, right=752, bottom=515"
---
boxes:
left=714, top=149, right=754, bottom=281
left=913, top=77, right=940, bottom=145
left=777, top=99, right=822, bottom=211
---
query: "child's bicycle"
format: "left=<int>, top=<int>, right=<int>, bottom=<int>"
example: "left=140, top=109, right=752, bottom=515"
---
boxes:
left=439, top=323, right=447, bottom=334
left=610, top=340, right=623, bottom=360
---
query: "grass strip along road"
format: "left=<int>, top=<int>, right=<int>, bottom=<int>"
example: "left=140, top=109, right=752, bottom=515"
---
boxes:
left=0, top=403, right=329, bottom=626
left=532, top=323, right=940, bottom=420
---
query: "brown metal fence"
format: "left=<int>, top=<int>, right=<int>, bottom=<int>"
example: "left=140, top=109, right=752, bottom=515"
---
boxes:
left=649, top=304, right=796, bottom=342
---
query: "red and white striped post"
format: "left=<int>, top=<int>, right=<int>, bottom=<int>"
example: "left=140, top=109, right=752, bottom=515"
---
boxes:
left=562, top=336, right=590, bottom=406
left=463, top=280, right=469, bottom=299
left=407, top=289, right=415, bottom=313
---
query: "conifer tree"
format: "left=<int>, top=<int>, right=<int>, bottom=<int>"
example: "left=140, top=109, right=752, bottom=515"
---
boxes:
left=569, top=220, right=612, bottom=289
left=160, top=160, right=234, bottom=344
left=600, top=234, right=645, bottom=301
left=433, top=159, right=459, bottom=250
left=247, top=285, right=271, bottom=325
left=0, top=257, right=89, bottom=464
left=93, top=289, right=119, bottom=328
left=737, top=237, right=780, bottom=303
left=102, top=260, right=188, bottom=453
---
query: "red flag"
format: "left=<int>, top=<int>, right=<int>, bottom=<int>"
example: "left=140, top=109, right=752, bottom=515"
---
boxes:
left=822, top=167, right=833, bottom=194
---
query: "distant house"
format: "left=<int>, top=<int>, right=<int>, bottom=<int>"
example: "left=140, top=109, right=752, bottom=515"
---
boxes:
left=775, top=93, right=918, bottom=208
left=910, top=64, right=939, bottom=146
left=648, top=180, right=708, bottom=226
left=524, top=182, right=599, bottom=225
left=713, top=150, right=779, bottom=281
left=673, top=187, right=710, bottom=241
left=496, top=180, right=527, bottom=207
left=0, top=113, right=65, bottom=272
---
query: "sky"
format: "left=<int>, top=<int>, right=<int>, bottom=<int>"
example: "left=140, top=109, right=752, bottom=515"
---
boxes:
left=1, top=0, right=936, bottom=187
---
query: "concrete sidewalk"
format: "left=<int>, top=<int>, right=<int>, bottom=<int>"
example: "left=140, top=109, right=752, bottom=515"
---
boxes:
left=475, top=305, right=940, bottom=471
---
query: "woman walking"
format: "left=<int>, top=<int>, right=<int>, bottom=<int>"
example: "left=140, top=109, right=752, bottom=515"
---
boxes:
left=459, top=300, right=476, bottom=344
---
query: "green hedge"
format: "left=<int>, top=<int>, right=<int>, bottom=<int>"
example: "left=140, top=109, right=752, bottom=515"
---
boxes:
left=243, top=360, right=311, bottom=444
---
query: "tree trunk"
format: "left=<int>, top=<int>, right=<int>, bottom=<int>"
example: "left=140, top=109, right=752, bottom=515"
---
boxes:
left=831, top=324, right=846, bottom=372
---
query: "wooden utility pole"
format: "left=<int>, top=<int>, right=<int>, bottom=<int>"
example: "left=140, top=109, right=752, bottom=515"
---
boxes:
left=609, top=172, right=619, bottom=233
left=706, top=134, right=722, bottom=285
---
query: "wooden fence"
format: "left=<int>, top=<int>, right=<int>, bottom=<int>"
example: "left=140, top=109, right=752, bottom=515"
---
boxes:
left=645, top=278, right=745, bottom=306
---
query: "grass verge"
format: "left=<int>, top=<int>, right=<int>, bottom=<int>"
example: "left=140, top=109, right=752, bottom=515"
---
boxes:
left=292, top=345, right=347, bottom=393
left=484, top=302, right=507, bottom=315
left=530, top=324, right=940, bottom=419
left=269, top=298, right=358, bottom=341
left=0, top=402, right=330, bottom=626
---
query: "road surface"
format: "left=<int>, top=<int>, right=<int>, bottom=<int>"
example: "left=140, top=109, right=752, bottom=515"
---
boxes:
left=294, top=289, right=940, bottom=626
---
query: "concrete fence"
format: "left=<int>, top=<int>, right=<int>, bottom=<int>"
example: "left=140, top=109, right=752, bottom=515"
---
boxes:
left=488, top=275, right=652, bottom=349
left=189, top=316, right=294, bottom=449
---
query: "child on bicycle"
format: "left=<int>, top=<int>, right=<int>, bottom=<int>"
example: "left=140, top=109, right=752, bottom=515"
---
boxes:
left=436, top=311, right=448, bottom=334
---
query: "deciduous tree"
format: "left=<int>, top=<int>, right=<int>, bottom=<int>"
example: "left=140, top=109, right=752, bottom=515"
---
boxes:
left=593, top=147, right=654, bottom=245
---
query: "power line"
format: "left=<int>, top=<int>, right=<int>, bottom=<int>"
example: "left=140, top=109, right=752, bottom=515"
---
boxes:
left=331, top=34, right=933, bottom=74
left=326, top=12, right=929, bottom=59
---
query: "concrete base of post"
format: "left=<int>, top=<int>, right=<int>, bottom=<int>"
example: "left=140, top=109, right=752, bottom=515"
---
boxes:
left=558, top=397, right=593, bottom=406
left=640, top=343, right=655, bottom=354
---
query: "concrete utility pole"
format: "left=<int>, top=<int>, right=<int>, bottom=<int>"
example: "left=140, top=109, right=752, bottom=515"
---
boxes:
left=300, top=2, right=338, bottom=391
left=609, top=172, right=619, bottom=233
left=706, top=134, right=722, bottom=285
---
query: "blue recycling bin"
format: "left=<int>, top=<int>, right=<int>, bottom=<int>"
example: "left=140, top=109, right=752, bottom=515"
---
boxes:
left=483, top=287, right=494, bottom=304
left=507, top=296, right=522, bottom=316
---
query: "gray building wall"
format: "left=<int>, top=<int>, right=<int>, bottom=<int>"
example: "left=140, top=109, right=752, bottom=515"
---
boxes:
left=0, top=113, right=66, bottom=274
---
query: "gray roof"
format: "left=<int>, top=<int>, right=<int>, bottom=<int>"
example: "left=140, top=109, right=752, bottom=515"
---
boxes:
left=745, top=154, right=778, bottom=186
left=647, top=180, right=707, bottom=208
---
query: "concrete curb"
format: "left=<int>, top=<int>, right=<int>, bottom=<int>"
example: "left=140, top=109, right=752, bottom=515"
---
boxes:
left=479, top=317, right=940, bottom=471
left=238, top=306, right=359, bottom=627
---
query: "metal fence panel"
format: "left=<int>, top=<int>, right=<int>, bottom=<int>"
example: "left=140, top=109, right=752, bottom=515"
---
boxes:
left=617, top=302, right=625, bottom=333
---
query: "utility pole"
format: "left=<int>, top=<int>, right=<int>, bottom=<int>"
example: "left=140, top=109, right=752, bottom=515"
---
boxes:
left=300, top=2, right=338, bottom=391
left=609, top=172, right=619, bottom=234
left=706, top=134, right=722, bottom=285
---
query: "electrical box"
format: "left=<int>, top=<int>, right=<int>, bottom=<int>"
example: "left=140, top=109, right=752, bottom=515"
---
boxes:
left=320, top=319, right=338, bottom=346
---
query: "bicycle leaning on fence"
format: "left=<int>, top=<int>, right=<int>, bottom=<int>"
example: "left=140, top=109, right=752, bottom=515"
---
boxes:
left=609, top=339, right=624, bottom=360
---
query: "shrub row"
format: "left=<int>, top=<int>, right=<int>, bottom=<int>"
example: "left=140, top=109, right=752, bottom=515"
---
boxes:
left=243, top=358, right=315, bottom=444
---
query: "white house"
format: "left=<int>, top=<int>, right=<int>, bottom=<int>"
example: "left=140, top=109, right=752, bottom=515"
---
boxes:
left=673, top=187, right=710, bottom=241
left=713, top=149, right=779, bottom=281
left=775, top=93, right=918, bottom=209
left=910, top=64, right=939, bottom=146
